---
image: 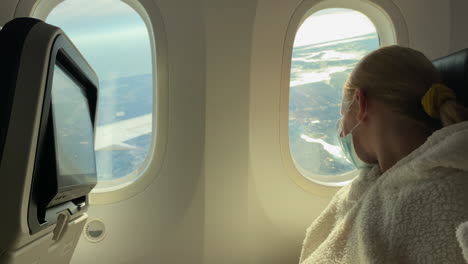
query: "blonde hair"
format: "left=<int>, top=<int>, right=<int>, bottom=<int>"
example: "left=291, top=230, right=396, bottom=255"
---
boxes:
left=343, top=45, right=468, bottom=127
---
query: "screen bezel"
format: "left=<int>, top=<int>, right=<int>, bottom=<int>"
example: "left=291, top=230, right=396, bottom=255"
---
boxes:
left=29, top=32, right=98, bottom=234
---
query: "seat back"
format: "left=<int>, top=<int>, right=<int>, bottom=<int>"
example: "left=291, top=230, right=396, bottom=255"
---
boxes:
left=433, top=48, right=468, bottom=107
left=0, top=17, right=98, bottom=264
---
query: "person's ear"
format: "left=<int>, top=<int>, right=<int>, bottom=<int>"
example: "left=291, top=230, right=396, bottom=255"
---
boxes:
left=354, top=89, right=367, bottom=121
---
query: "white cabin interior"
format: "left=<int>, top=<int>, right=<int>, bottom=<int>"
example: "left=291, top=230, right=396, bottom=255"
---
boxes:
left=1, top=0, right=468, bottom=263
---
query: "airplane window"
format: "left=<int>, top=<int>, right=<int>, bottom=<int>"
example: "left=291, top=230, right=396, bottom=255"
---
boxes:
left=289, top=8, right=379, bottom=185
left=47, top=0, right=154, bottom=190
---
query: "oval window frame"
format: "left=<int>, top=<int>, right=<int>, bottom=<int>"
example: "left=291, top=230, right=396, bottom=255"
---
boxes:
left=280, top=0, right=408, bottom=191
left=16, top=0, right=169, bottom=204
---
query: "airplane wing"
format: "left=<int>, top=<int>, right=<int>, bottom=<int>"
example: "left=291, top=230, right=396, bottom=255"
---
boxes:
left=94, top=113, right=152, bottom=151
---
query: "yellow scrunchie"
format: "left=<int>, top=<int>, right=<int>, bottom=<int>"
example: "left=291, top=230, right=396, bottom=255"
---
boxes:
left=421, top=83, right=456, bottom=119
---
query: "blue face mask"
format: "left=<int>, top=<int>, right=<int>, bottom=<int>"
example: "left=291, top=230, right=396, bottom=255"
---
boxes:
left=336, top=114, right=373, bottom=169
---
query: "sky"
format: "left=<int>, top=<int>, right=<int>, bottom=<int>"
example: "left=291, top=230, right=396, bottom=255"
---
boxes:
left=47, top=0, right=152, bottom=82
left=293, top=8, right=377, bottom=47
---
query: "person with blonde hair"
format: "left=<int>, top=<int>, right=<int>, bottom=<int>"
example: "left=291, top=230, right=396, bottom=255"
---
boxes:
left=299, top=45, right=468, bottom=263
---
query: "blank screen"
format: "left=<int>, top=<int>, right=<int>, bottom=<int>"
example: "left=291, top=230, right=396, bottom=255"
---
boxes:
left=51, top=64, right=96, bottom=179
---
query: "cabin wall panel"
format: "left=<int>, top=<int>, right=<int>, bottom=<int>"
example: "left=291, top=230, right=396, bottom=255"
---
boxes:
left=392, top=0, right=451, bottom=59
left=450, top=0, right=468, bottom=53
left=0, top=0, right=19, bottom=26
left=202, top=0, right=257, bottom=263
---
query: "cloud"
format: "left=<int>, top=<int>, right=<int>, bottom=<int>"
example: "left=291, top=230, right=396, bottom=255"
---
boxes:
left=71, top=26, right=148, bottom=44
left=294, top=9, right=377, bottom=47
left=301, top=134, right=344, bottom=159
left=46, top=0, right=152, bottom=81
left=290, top=66, right=349, bottom=86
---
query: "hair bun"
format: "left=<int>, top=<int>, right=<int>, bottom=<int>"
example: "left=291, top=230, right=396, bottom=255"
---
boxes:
left=421, top=83, right=456, bottom=119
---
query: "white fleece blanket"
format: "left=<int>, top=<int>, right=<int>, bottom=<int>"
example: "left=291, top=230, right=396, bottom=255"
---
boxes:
left=458, top=221, right=468, bottom=262
left=299, top=121, right=468, bottom=264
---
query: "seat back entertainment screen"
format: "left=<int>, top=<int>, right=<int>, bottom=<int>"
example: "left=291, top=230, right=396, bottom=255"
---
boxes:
left=51, top=64, right=97, bottom=192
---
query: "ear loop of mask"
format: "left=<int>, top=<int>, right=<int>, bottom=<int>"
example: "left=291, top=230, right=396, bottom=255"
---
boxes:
left=340, top=97, right=368, bottom=137
left=336, top=98, right=373, bottom=169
